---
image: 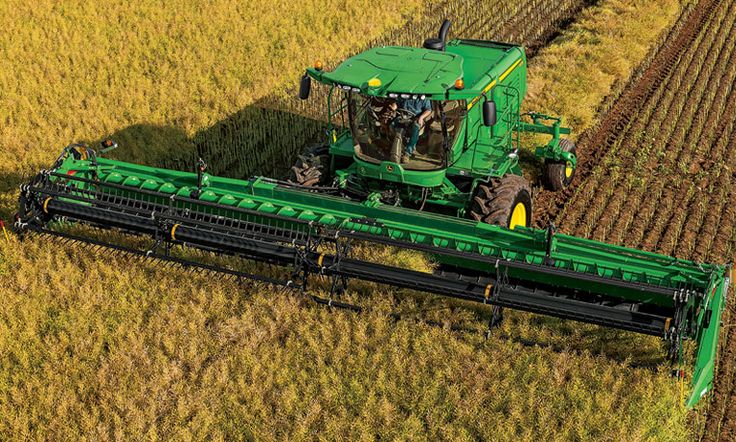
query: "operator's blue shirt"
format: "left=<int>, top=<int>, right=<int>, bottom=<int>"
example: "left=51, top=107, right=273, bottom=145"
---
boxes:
left=399, top=98, right=432, bottom=116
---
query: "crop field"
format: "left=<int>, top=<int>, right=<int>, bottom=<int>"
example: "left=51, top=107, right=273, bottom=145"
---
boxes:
left=0, top=0, right=427, bottom=217
left=2, top=0, right=733, bottom=440
left=535, top=0, right=736, bottom=439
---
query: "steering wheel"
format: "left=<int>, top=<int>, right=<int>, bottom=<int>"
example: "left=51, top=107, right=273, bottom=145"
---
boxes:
left=393, top=108, right=417, bottom=127
left=395, top=108, right=417, bottom=119
left=369, top=105, right=383, bottom=120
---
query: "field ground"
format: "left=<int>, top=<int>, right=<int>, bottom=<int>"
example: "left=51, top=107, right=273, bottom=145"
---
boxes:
left=1, top=0, right=731, bottom=440
left=535, top=0, right=736, bottom=438
left=0, top=0, right=425, bottom=217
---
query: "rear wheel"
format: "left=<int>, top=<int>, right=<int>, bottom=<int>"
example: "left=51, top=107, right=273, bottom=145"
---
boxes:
left=469, top=174, right=532, bottom=229
left=544, top=139, right=576, bottom=191
left=289, top=144, right=330, bottom=186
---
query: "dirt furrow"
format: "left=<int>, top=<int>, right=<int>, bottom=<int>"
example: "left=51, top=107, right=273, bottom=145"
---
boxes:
left=573, top=24, right=710, bottom=236
left=646, top=20, right=736, bottom=255
left=702, top=158, right=736, bottom=263
left=572, top=0, right=733, bottom=242
left=533, top=0, right=723, bottom=229
left=675, top=85, right=736, bottom=260
left=604, top=11, right=736, bottom=247
left=536, top=33, right=680, bottom=230
left=687, top=128, right=736, bottom=263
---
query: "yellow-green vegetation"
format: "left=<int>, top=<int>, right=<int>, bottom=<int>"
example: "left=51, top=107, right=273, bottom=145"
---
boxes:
left=0, top=0, right=698, bottom=440
left=0, top=238, right=688, bottom=440
left=0, top=0, right=423, bottom=214
left=525, top=0, right=683, bottom=132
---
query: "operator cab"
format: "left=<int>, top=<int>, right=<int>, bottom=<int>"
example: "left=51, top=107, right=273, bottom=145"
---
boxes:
left=348, top=93, right=466, bottom=170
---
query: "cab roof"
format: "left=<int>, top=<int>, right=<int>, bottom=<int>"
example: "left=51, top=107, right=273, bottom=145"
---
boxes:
left=310, top=39, right=525, bottom=99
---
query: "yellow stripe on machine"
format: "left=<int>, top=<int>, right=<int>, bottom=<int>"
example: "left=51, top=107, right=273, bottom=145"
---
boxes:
left=466, top=58, right=523, bottom=110
left=484, top=283, right=493, bottom=300
left=499, top=58, right=522, bottom=82
left=43, top=197, right=52, bottom=214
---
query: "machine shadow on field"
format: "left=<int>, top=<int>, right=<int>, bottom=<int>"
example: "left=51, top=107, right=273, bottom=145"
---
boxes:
left=106, top=99, right=326, bottom=182
left=0, top=170, right=29, bottom=194
left=0, top=170, right=32, bottom=220
left=393, top=295, right=667, bottom=368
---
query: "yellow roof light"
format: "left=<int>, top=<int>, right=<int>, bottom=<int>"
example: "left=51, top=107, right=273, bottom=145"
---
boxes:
left=367, top=78, right=382, bottom=87
left=454, top=78, right=465, bottom=90
left=314, top=60, right=324, bottom=71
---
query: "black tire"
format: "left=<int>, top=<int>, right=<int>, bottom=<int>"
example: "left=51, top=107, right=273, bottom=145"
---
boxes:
left=469, top=174, right=532, bottom=229
left=289, top=144, right=330, bottom=186
left=544, top=139, right=576, bottom=191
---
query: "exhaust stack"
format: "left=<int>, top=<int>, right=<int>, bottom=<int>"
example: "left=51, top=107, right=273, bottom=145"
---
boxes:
left=423, top=19, right=451, bottom=51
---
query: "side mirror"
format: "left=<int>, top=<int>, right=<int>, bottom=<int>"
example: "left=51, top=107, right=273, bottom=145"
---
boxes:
left=299, top=74, right=311, bottom=100
left=482, top=100, right=497, bottom=126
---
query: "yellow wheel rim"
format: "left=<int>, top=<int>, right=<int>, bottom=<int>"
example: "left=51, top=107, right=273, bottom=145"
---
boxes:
left=565, top=161, right=573, bottom=179
left=509, top=202, right=527, bottom=230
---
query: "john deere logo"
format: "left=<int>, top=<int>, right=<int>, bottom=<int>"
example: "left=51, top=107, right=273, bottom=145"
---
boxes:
left=386, top=165, right=394, bottom=172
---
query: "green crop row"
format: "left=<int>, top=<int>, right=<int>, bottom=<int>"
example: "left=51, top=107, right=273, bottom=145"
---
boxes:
left=557, top=0, right=736, bottom=264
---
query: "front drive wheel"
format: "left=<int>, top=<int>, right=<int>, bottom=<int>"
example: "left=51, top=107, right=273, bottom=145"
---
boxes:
left=544, top=139, right=576, bottom=191
left=469, top=174, right=532, bottom=229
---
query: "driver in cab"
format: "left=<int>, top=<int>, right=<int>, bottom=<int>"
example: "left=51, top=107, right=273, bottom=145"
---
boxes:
left=389, top=96, right=432, bottom=162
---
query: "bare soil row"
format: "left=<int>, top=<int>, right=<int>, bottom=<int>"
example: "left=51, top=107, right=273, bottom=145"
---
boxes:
left=532, top=0, right=724, bottom=228
left=533, top=0, right=736, bottom=438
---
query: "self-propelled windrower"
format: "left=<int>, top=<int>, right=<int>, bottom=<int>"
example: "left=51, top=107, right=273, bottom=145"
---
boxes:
left=15, top=21, right=729, bottom=408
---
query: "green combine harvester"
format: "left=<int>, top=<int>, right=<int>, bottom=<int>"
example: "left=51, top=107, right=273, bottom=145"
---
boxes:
left=14, top=21, right=728, bottom=408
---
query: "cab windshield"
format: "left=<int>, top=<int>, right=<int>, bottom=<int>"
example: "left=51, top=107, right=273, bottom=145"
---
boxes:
left=347, top=93, right=465, bottom=170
